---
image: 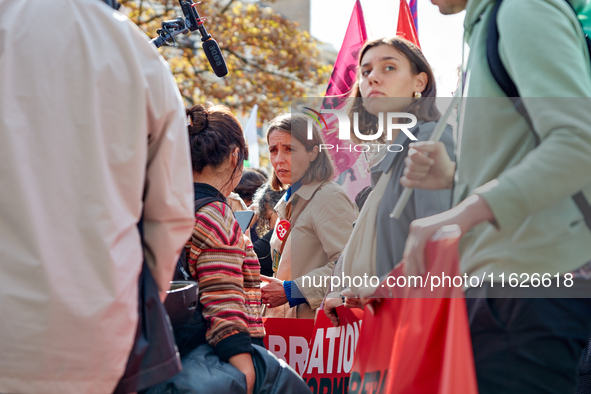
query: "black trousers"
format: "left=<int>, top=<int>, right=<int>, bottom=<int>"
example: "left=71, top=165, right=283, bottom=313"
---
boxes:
left=578, top=341, right=591, bottom=394
left=465, top=283, right=591, bottom=394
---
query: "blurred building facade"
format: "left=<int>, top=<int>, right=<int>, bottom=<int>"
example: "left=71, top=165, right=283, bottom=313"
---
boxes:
left=263, top=0, right=311, bottom=32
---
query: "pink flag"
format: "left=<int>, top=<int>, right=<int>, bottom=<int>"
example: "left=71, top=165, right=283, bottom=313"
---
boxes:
left=321, top=0, right=369, bottom=201
left=397, top=0, right=421, bottom=48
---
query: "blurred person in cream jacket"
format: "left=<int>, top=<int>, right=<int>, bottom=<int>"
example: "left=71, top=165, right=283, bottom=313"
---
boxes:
left=0, top=0, right=194, bottom=392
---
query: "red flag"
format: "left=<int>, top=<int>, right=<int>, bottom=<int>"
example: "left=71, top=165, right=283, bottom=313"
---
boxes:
left=320, top=0, right=370, bottom=201
left=350, top=226, right=478, bottom=394
left=397, top=0, right=421, bottom=48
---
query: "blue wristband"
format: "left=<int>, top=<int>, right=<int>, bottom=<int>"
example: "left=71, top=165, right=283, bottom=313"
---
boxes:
left=283, top=280, right=307, bottom=308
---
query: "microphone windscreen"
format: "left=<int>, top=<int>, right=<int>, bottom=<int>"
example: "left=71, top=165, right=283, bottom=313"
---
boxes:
left=202, top=39, right=228, bottom=77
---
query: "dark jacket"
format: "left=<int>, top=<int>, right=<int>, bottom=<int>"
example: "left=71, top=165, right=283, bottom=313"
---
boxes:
left=253, top=230, right=274, bottom=277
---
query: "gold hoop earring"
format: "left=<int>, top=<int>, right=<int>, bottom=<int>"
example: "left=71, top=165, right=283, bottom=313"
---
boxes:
left=413, top=91, right=422, bottom=98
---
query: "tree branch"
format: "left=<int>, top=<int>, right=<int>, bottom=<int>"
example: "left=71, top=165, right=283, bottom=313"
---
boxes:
left=135, top=2, right=176, bottom=26
left=224, top=48, right=304, bottom=83
left=219, top=0, right=236, bottom=15
left=141, top=10, right=170, bottom=26
left=186, top=54, right=211, bottom=76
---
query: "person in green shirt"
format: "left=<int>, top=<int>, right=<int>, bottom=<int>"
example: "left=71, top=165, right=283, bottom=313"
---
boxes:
left=401, top=0, right=591, bottom=393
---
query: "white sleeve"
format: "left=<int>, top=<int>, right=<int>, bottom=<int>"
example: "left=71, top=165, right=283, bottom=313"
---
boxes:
left=142, top=55, right=195, bottom=293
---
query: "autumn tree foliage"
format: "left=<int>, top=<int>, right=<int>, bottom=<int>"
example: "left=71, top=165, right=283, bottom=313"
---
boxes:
left=120, top=0, right=332, bottom=121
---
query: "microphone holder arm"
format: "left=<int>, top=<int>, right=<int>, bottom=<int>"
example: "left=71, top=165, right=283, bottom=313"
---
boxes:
left=150, top=17, right=188, bottom=48
left=150, top=0, right=211, bottom=48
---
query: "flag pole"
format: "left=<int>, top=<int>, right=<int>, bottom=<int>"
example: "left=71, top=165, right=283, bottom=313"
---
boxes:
left=390, top=88, right=461, bottom=219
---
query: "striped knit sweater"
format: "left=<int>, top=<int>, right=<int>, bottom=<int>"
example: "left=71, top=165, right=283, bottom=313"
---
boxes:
left=188, top=201, right=265, bottom=361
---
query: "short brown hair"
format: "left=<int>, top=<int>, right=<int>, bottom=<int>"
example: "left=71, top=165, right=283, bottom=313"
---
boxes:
left=347, top=37, right=441, bottom=143
left=266, top=113, right=334, bottom=191
left=234, top=168, right=268, bottom=204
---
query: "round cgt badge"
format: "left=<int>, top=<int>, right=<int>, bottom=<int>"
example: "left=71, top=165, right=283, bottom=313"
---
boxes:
left=276, top=219, right=291, bottom=241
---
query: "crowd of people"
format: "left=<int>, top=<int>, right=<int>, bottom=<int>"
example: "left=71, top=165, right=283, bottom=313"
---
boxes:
left=2, top=0, right=591, bottom=393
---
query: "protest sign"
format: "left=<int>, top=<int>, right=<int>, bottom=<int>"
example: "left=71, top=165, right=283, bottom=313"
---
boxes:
left=302, top=308, right=364, bottom=394
left=263, top=317, right=315, bottom=375
left=264, top=307, right=363, bottom=394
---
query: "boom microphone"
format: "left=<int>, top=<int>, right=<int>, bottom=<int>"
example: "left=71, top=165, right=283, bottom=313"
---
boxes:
left=180, top=0, right=228, bottom=77
left=150, top=0, right=229, bottom=77
left=202, top=39, right=228, bottom=77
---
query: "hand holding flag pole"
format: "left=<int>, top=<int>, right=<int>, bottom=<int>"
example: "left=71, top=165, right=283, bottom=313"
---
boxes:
left=390, top=88, right=461, bottom=219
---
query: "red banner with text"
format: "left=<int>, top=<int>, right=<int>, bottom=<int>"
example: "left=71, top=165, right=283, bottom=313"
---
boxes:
left=301, top=308, right=363, bottom=394
left=263, top=317, right=314, bottom=376
left=264, top=307, right=363, bottom=394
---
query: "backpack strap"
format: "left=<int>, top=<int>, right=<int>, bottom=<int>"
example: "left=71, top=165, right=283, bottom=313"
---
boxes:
left=486, top=0, right=538, bottom=142
left=486, top=0, right=516, bottom=98
left=194, top=195, right=226, bottom=212
left=486, top=0, right=591, bottom=231
left=573, top=192, right=591, bottom=231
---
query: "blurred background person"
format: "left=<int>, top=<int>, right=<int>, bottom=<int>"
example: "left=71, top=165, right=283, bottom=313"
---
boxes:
left=261, top=113, right=356, bottom=319
left=234, top=168, right=268, bottom=207
left=252, top=167, right=270, bottom=178
left=234, top=168, right=269, bottom=242
left=251, top=183, right=284, bottom=277
left=227, top=192, right=248, bottom=212
left=0, top=1, right=194, bottom=392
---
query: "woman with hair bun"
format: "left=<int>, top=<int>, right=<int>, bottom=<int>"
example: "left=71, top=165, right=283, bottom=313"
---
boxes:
left=152, top=104, right=308, bottom=394
left=183, top=103, right=261, bottom=393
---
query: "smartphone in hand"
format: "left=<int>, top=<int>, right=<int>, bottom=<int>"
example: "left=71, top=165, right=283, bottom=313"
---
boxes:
left=234, top=210, right=255, bottom=234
